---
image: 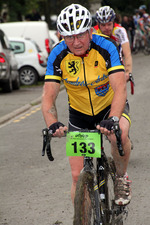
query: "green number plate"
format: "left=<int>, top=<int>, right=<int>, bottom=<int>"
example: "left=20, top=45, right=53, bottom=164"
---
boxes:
left=66, top=131, right=101, bottom=158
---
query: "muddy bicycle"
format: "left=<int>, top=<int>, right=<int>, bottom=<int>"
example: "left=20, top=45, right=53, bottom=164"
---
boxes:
left=42, top=123, right=128, bottom=225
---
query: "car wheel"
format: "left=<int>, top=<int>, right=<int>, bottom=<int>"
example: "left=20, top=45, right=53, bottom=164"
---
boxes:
left=13, top=73, right=20, bottom=90
left=19, top=66, right=38, bottom=85
left=2, top=74, right=13, bottom=92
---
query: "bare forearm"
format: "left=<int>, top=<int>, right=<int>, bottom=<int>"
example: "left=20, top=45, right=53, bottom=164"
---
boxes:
left=124, top=53, right=132, bottom=74
left=122, top=42, right=132, bottom=81
left=42, top=100, right=58, bottom=127
left=109, top=72, right=127, bottom=119
left=109, top=87, right=127, bottom=119
left=42, top=82, right=60, bottom=127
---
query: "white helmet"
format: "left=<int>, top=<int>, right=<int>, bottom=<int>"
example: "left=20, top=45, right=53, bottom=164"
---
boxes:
left=57, top=4, right=92, bottom=36
left=96, top=6, right=116, bottom=24
left=143, top=13, right=149, bottom=19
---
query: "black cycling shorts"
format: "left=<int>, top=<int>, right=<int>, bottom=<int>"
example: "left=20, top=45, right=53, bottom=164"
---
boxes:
left=68, top=100, right=131, bottom=131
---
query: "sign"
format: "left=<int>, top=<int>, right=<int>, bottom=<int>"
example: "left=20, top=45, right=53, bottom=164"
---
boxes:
left=66, top=131, right=101, bottom=158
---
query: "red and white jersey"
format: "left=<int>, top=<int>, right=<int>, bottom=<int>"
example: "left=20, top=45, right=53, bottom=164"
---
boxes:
left=94, top=23, right=129, bottom=55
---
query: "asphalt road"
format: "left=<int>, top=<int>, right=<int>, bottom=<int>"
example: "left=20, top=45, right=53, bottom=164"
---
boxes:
left=0, top=52, right=150, bottom=225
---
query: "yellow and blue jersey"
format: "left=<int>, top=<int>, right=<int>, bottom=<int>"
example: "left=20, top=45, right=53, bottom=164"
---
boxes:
left=45, top=33, right=125, bottom=116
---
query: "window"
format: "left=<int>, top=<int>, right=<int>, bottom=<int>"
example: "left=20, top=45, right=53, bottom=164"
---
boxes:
left=10, top=41, right=25, bottom=54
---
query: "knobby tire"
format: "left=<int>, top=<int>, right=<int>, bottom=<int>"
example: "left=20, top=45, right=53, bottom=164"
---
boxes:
left=73, top=171, right=101, bottom=225
left=102, top=157, right=124, bottom=225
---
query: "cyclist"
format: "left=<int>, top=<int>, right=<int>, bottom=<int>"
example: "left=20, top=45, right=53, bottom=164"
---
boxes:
left=138, top=4, right=147, bottom=17
left=94, top=6, right=132, bottom=83
left=42, top=4, right=132, bottom=206
left=138, top=13, right=150, bottom=52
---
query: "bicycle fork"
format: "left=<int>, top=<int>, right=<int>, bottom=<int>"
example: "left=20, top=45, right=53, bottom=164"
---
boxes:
left=97, top=156, right=106, bottom=201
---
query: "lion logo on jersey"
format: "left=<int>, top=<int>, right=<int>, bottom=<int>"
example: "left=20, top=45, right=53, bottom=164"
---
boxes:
left=66, top=60, right=81, bottom=77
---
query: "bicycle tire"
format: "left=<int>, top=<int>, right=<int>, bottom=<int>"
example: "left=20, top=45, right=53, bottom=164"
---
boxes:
left=102, top=157, right=124, bottom=225
left=73, top=171, right=101, bottom=225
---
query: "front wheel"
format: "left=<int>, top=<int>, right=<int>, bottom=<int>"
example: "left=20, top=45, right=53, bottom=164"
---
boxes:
left=73, top=171, right=101, bottom=225
left=103, top=157, right=125, bottom=225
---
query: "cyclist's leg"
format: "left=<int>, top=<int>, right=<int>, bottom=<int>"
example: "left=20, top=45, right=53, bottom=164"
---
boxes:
left=68, top=106, right=111, bottom=204
left=108, top=101, right=132, bottom=205
left=109, top=118, right=132, bottom=206
left=141, top=33, right=147, bottom=48
left=110, top=116, right=131, bottom=176
left=68, top=107, right=96, bottom=203
left=109, top=100, right=131, bottom=176
left=69, top=156, right=83, bottom=204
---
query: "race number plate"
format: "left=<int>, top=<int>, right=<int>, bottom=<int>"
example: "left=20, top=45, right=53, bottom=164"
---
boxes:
left=66, top=131, right=101, bottom=158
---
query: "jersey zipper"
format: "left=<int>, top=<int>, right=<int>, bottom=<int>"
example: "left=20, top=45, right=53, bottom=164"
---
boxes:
left=82, top=58, right=94, bottom=116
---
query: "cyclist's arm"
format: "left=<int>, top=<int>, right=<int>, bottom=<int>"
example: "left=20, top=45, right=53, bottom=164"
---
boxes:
left=42, top=82, right=60, bottom=127
left=42, top=82, right=68, bottom=136
left=109, top=71, right=127, bottom=119
left=98, top=71, right=127, bottom=135
left=99, top=71, right=126, bottom=134
left=122, top=42, right=132, bottom=82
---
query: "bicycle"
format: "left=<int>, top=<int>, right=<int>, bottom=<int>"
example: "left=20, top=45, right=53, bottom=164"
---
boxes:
left=42, top=123, right=128, bottom=225
left=132, top=29, right=145, bottom=54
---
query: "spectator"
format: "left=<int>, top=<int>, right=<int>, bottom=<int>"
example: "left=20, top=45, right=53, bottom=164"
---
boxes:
left=121, top=16, right=129, bottom=32
left=128, top=16, right=135, bottom=49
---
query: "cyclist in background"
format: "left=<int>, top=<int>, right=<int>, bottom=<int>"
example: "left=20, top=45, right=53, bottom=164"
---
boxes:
left=94, top=6, right=132, bottom=83
left=138, top=4, right=147, bottom=18
left=42, top=4, right=132, bottom=206
left=133, top=9, right=140, bottom=29
left=138, top=13, right=150, bottom=52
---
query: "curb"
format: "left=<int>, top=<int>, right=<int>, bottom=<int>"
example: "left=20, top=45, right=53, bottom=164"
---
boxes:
left=0, top=84, right=65, bottom=125
left=0, top=104, right=32, bottom=125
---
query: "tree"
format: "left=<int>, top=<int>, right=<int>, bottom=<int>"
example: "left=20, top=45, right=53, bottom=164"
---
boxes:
left=1, top=0, right=149, bottom=26
left=101, top=0, right=150, bottom=14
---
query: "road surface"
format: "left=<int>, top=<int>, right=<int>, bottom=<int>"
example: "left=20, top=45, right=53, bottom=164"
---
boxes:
left=0, top=52, right=150, bottom=225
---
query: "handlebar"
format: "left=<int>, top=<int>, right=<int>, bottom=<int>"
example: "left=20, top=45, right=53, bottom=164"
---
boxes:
left=42, top=123, right=124, bottom=161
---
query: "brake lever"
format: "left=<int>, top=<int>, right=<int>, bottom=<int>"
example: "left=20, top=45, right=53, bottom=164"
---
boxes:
left=46, top=134, right=54, bottom=161
left=42, top=128, right=48, bottom=156
left=42, top=128, right=54, bottom=161
left=113, top=123, right=124, bottom=156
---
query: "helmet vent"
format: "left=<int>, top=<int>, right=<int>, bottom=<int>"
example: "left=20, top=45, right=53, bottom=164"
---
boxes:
left=69, top=17, right=74, bottom=31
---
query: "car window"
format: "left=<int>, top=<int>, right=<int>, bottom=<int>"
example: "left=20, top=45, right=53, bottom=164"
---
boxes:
left=10, top=41, right=25, bottom=54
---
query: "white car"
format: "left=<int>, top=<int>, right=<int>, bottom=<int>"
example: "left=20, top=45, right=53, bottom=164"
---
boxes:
left=9, top=37, right=47, bottom=85
left=49, top=30, right=59, bottom=48
left=0, top=21, right=51, bottom=58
